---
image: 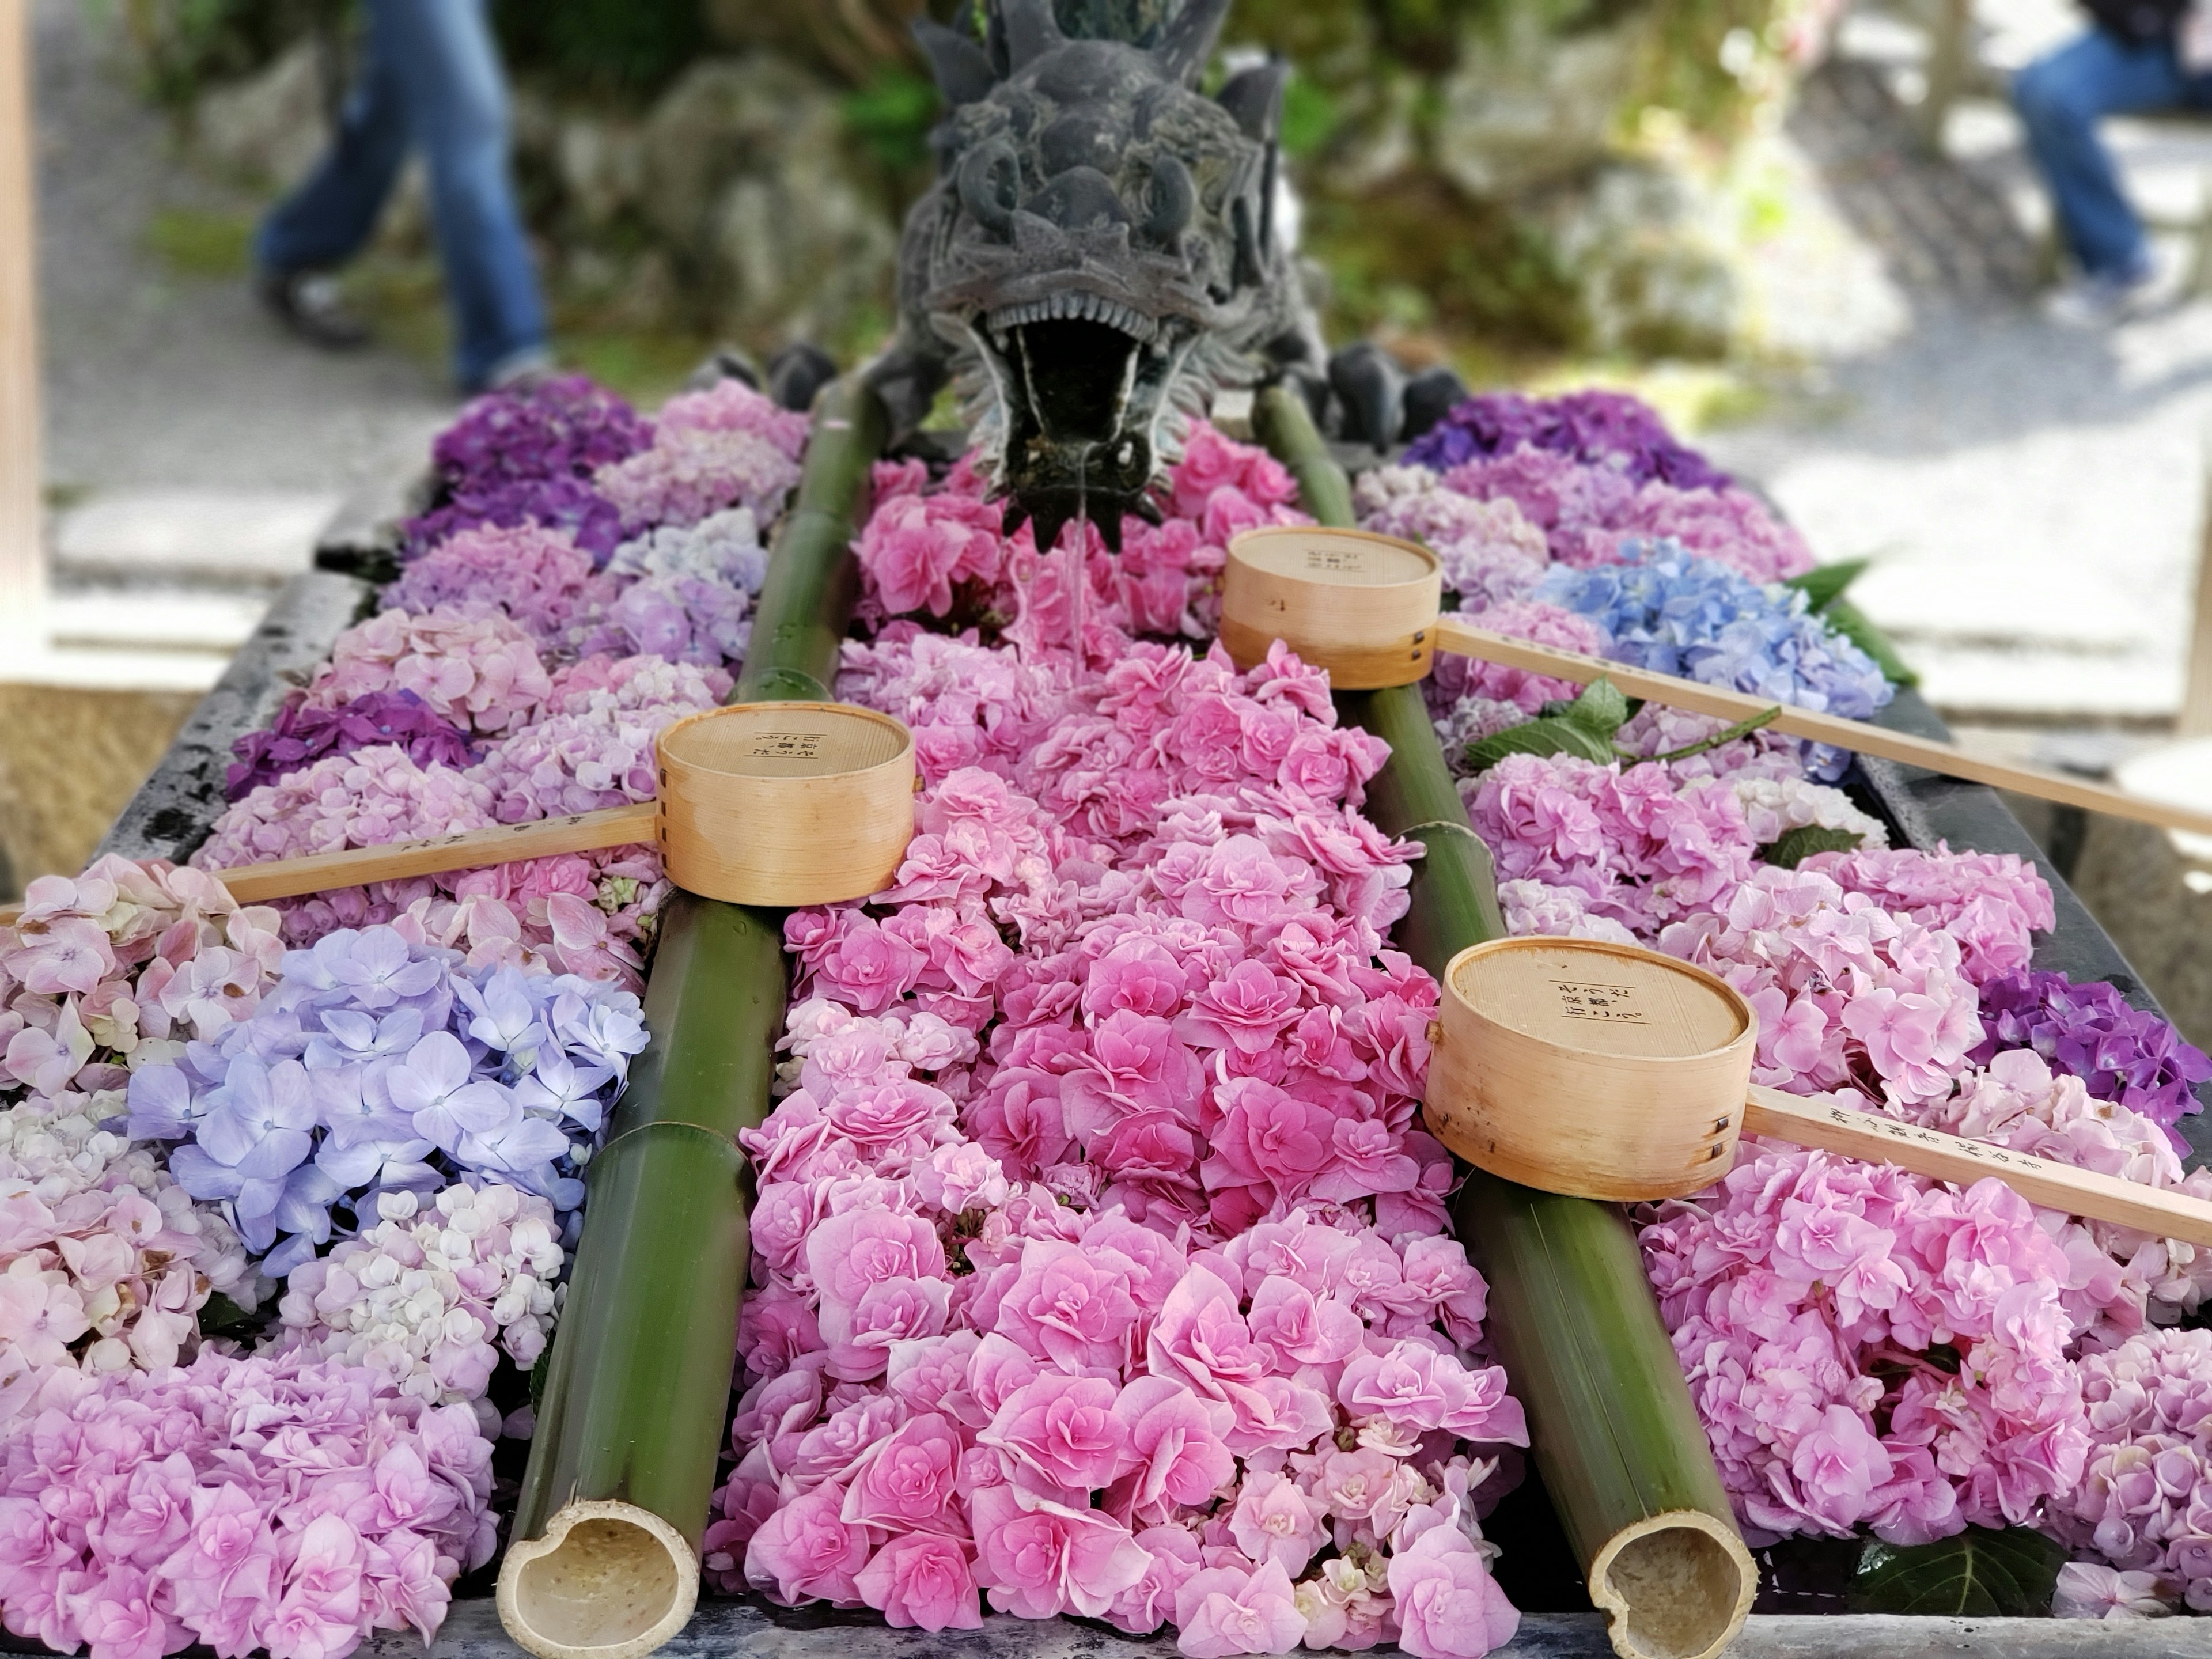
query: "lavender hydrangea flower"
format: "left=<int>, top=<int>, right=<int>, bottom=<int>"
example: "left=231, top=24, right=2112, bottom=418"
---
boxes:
left=128, top=926, right=647, bottom=1272
left=1402, top=389, right=1732, bottom=490
left=226, top=691, right=477, bottom=802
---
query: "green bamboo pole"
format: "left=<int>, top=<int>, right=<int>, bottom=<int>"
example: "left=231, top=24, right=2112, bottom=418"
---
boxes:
left=498, top=380, right=888, bottom=1659
left=1257, top=385, right=1756, bottom=1659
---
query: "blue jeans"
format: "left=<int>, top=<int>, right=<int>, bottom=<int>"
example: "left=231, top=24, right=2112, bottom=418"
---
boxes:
left=255, top=0, right=546, bottom=390
left=2013, top=29, right=2212, bottom=281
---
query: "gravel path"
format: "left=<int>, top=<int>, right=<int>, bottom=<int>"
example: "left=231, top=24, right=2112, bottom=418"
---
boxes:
left=1706, top=5, right=2212, bottom=723
left=32, top=0, right=450, bottom=498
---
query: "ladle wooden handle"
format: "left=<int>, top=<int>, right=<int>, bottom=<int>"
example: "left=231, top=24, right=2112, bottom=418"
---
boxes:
left=0, top=802, right=662, bottom=924
left=1742, top=1085, right=2212, bottom=1247
left=1433, top=618, right=2212, bottom=840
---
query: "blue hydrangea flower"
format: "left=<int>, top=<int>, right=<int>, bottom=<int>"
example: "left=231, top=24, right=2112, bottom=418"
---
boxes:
left=1535, top=540, right=1893, bottom=780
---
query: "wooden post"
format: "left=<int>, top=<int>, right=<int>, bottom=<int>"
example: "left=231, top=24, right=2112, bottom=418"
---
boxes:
left=2179, top=437, right=2212, bottom=737
left=0, top=0, right=41, bottom=660
left=1917, top=0, right=1972, bottom=154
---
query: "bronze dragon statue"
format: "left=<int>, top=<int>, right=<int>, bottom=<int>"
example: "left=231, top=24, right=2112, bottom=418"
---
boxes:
left=865, top=0, right=1466, bottom=553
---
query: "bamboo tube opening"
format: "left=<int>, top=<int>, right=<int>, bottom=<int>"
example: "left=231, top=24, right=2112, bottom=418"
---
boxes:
left=497, top=1500, right=699, bottom=1659
left=1586, top=1509, right=1756, bottom=1659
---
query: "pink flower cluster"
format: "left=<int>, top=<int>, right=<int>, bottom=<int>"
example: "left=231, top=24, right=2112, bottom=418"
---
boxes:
left=0, top=1093, right=257, bottom=1425
left=1802, top=844, right=2054, bottom=986
left=1351, top=467, right=1547, bottom=613
left=2, top=858, right=285, bottom=1094
left=379, top=523, right=603, bottom=652
left=702, top=612, right=1524, bottom=1652
left=0, top=1349, right=494, bottom=1659
left=1640, top=1146, right=2088, bottom=1544
left=2051, top=1327, right=2212, bottom=1613
left=592, top=380, right=806, bottom=532
left=1660, top=865, right=1985, bottom=1107
left=302, top=609, right=552, bottom=740
left=854, top=425, right=1302, bottom=648
left=470, top=659, right=723, bottom=821
left=1470, top=752, right=1763, bottom=934
left=1426, top=599, right=1607, bottom=718
left=198, top=748, right=496, bottom=871
left=1611, top=705, right=1807, bottom=785
left=196, top=650, right=740, bottom=991
left=718, top=1002, right=1523, bottom=1654
left=1893, top=1050, right=2212, bottom=1342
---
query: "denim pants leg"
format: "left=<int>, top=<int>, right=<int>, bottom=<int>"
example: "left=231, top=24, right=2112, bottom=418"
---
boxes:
left=369, top=0, right=547, bottom=389
left=2013, top=29, right=2200, bottom=281
left=252, top=38, right=410, bottom=276
left=254, top=0, right=546, bottom=389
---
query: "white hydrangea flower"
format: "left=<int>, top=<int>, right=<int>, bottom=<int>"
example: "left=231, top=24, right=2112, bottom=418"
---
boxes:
left=1730, top=774, right=1889, bottom=849
left=271, top=1180, right=566, bottom=1435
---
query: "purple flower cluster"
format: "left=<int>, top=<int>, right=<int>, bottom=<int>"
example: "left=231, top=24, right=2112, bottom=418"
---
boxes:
left=379, top=523, right=606, bottom=652
left=401, top=376, right=650, bottom=566
left=1402, top=390, right=1732, bottom=490
left=0, top=1348, right=494, bottom=1659
left=227, top=694, right=476, bottom=805
left=124, top=927, right=646, bottom=1273
left=429, top=375, right=651, bottom=491
left=401, top=477, right=628, bottom=568
left=1970, top=969, right=2211, bottom=1146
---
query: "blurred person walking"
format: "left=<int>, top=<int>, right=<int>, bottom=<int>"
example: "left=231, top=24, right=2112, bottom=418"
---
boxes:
left=2013, top=0, right=2209, bottom=324
left=252, top=0, right=550, bottom=393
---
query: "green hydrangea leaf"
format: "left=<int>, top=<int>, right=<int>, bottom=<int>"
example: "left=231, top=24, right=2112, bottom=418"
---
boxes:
left=1785, top=559, right=1870, bottom=613
left=1761, top=824, right=1866, bottom=869
left=1849, top=1526, right=2066, bottom=1618
left=1464, top=717, right=1618, bottom=774
left=198, top=1292, right=253, bottom=1335
left=1559, top=675, right=1631, bottom=739
left=1824, top=597, right=1922, bottom=687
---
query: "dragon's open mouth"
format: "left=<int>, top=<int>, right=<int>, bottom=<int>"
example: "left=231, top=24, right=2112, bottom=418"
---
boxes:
left=972, top=297, right=1191, bottom=554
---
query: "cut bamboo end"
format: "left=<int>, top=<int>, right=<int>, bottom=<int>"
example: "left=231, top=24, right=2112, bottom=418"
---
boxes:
left=1427, top=937, right=1756, bottom=1202
left=1219, top=526, right=1441, bottom=688
left=496, top=1499, right=699, bottom=1659
left=1586, top=1508, right=1757, bottom=1659
left=655, top=701, right=915, bottom=906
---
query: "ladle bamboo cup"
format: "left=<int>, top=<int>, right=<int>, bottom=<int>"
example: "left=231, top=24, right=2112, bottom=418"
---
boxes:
left=9, top=703, right=919, bottom=919
left=1429, top=936, right=2212, bottom=1247
left=1433, top=618, right=2212, bottom=841
left=1219, top=526, right=1442, bottom=687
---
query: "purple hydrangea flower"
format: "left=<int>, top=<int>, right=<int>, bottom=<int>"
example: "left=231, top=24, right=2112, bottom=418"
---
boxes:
left=429, top=374, right=652, bottom=494
left=226, top=690, right=478, bottom=802
left=401, top=476, right=628, bottom=567
left=1403, top=389, right=1732, bottom=490
left=1971, top=969, right=2212, bottom=1146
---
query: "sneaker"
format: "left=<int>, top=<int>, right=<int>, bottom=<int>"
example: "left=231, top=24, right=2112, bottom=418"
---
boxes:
left=255, top=268, right=372, bottom=350
left=2045, top=244, right=2188, bottom=327
left=468, top=346, right=558, bottom=397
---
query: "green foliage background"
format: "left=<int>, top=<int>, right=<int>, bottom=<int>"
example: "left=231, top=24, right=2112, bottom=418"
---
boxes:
left=126, top=0, right=1796, bottom=359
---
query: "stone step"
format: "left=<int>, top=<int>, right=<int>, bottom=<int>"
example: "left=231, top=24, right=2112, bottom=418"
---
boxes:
left=51, top=487, right=340, bottom=583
